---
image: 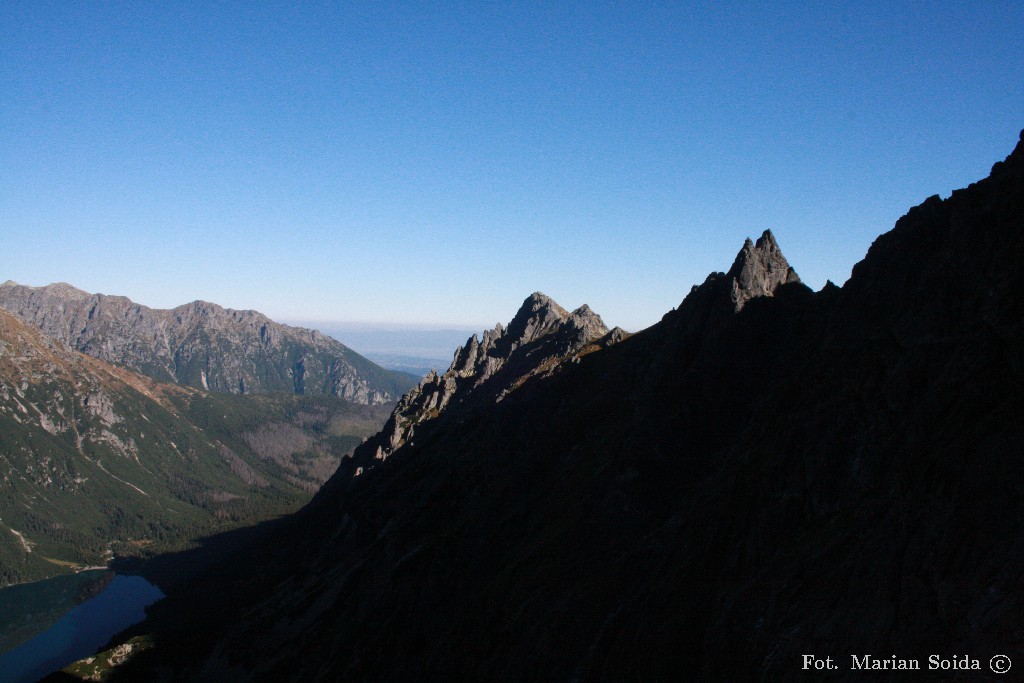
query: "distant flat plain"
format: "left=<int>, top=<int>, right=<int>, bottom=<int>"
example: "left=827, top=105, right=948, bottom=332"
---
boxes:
left=285, top=322, right=481, bottom=377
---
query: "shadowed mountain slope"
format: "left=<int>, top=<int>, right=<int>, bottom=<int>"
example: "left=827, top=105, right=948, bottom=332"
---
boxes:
left=0, top=283, right=416, bottom=405
left=326, top=291, right=620, bottom=486
left=103, top=131, right=1024, bottom=682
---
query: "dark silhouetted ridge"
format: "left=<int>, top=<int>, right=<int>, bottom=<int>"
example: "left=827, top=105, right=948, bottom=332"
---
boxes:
left=98, top=131, right=1024, bottom=683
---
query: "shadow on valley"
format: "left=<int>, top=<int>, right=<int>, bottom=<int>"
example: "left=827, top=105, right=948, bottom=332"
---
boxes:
left=109, top=516, right=290, bottom=593
left=33, top=517, right=295, bottom=681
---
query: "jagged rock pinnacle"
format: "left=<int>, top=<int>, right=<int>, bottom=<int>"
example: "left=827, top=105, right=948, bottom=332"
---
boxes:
left=566, top=304, right=609, bottom=347
left=339, top=292, right=615, bottom=480
left=505, top=292, right=571, bottom=347
left=725, top=230, right=801, bottom=311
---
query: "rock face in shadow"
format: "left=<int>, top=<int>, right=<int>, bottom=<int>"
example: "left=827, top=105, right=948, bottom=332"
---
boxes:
left=108, top=131, right=1024, bottom=682
left=326, top=292, right=614, bottom=484
left=0, top=284, right=415, bottom=405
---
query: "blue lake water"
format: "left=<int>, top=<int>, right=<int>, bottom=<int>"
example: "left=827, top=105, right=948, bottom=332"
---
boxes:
left=0, top=574, right=163, bottom=683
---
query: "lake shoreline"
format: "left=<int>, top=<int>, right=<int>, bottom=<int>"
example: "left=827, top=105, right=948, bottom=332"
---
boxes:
left=0, top=572, right=164, bottom=682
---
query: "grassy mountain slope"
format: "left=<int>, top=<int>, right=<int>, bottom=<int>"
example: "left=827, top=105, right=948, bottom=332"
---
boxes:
left=0, top=309, right=390, bottom=585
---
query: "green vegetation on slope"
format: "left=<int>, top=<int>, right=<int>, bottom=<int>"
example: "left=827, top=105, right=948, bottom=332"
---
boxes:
left=0, top=311, right=391, bottom=585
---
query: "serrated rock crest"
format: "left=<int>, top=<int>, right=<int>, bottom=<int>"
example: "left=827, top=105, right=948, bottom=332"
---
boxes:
left=725, top=230, right=801, bottom=311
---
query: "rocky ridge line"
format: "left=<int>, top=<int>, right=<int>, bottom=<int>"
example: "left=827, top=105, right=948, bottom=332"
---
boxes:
left=331, top=229, right=794, bottom=488
left=0, top=282, right=412, bottom=405
left=336, top=292, right=619, bottom=479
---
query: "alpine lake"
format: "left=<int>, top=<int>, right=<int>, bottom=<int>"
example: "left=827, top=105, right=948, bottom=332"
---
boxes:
left=0, top=570, right=163, bottom=682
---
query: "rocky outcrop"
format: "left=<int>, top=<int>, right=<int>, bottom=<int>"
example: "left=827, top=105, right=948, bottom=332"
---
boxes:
left=0, top=284, right=415, bottom=405
left=725, top=229, right=801, bottom=310
left=334, top=292, right=614, bottom=480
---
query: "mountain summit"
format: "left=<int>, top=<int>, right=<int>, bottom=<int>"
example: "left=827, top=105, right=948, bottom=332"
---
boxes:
left=725, top=229, right=801, bottom=310
left=323, top=292, right=615, bottom=485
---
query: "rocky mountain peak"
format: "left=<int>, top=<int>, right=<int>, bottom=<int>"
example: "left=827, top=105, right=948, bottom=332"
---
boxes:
left=40, top=281, right=92, bottom=299
left=333, top=292, right=617, bottom=482
left=467, top=292, right=609, bottom=379
left=725, top=229, right=801, bottom=311
left=566, top=304, right=610, bottom=348
left=0, top=282, right=415, bottom=404
left=569, top=303, right=600, bottom=324
left=1, top=280, right=90, bottom=303
left=504, top=292, right=571, bottom=347
left=662, top=230, right=804, bottom=338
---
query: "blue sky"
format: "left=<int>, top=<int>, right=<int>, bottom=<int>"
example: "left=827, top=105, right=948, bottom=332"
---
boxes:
left=2, top=2, right=1022, bottom=331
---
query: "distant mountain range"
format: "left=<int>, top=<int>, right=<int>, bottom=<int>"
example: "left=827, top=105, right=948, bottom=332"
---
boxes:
left=0, top=282, right=417, bottom=405
left=0, top=308, right=392, bottom=585
left=100, top=131, right=1024, bottom=681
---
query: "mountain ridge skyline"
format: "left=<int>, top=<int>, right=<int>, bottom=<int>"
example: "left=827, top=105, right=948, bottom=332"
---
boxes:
left=3, top=224, right=820, bottom=337
left=95, top=129, right=1024, bottom=680
left=5, top=4, right=1021, bottom=331
left=0, top=280, right=417, bottom=405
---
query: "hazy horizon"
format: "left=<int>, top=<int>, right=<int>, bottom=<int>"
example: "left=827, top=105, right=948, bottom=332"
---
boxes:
left=285, top=319, right=480, bottom=367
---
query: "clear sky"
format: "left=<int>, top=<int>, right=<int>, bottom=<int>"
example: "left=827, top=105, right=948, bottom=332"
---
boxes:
left=2, top=2, right=1022, bottom=331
